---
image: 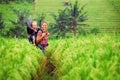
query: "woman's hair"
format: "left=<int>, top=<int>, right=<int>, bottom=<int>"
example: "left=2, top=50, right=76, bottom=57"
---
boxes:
left=41, top=21, right=48, bottom=26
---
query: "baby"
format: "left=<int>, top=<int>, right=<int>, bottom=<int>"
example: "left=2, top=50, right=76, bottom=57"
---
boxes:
left=31, top=21, right=37, bottom=45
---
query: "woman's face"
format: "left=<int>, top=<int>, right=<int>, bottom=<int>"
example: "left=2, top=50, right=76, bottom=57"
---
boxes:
left=41, top=23, right=48, bottom=32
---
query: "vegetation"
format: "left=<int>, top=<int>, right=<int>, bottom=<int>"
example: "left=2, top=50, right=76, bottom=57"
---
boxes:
left=0, top=0, right=120, bottom=80
left=50, top=8, right=70, bottom=38
left=0, top=34, right=119, bottom=80
left=0, top=0, right=120, bottom=38
left=0, top=37, right=44, bottom=80
left=50, top=1, right=87, bottom=38
left=67, top=1, right=87, bottom=36
left=108, top=0, right=120, bottom=13
left=9, top=9, right=30, bottom=38
left=0, top=2, right=32, bottom=37
left=36, top=13, right=46, bottom=27
left=0, top=0, right=34, bottom=4
left=35, top=0, right=120, bottom=33
left=0, top=13, right=5, bottom=35
left=47, top=34, right=120, bottom=80
left=90, top=27, right=100, bottom=35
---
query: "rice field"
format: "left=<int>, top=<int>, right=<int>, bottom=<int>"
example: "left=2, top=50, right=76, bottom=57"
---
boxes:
left=1, top=34, right=119, bottom=80
left=36, top=0, right=120, bottom=29
left=47, top=34, right=120, bottom=80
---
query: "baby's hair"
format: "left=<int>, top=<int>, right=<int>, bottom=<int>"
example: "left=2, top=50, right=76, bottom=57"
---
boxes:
left=32, top=21, right=37, bottom=24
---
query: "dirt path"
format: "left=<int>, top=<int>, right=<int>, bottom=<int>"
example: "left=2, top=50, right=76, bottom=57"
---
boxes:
left=32, top=55, right=57, bottom=80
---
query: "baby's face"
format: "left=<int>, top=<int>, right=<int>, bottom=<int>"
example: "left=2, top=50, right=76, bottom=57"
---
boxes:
left=32, top=22, right=37, bottom=29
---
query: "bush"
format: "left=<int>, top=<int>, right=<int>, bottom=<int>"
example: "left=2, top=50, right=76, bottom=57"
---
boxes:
left=90, top=27, right=99, bottom=35
left=0, top=13, right=6, bottom=36
left=0, top=13, right=4, bottom=30
left=0, top=0, right=34, bottom=4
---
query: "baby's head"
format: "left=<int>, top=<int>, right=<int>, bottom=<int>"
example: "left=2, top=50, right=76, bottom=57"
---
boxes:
left=32, top=21, right=37, bottom=29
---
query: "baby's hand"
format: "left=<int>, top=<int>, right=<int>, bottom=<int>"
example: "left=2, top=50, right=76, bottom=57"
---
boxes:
left=34, top=29, right=37, bottom=32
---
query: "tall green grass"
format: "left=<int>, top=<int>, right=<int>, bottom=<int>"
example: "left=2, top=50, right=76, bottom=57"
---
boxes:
left=0, top=37, right=44, bottom=80
left=0, top=34, right=120, bottom=80
left=46, top=34, right=120, bottom=80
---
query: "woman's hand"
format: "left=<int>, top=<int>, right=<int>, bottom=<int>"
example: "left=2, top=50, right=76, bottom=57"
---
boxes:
left=46, top=32, right=50, bottom=36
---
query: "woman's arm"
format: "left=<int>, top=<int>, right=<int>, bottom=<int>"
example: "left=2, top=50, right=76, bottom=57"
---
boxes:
left=36, top=32, right=46, bottom=43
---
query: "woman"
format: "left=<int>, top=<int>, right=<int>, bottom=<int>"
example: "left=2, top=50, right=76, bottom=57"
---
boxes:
left=36, top=21, right=49, bottom=53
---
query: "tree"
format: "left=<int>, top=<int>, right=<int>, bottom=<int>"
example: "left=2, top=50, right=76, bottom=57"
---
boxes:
left=9, top=9, right=30, bottom=38
left=36, top=13, right=45, bottom=27
left=50, top=8, right=70, bottom=38
left=68, top=0, right=88, bottom=36
left=50, top=0, right=88, bottom=38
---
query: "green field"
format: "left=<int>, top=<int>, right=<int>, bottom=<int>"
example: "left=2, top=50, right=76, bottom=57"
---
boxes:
left=0, top=34, right=120, bottom=80
left=36, top=0, right=120, bottom=32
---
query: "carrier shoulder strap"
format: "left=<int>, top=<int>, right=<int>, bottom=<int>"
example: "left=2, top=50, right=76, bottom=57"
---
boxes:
left=36, top=27, right=43, bottom=34
left=35, top=28, right=43, bottom=45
